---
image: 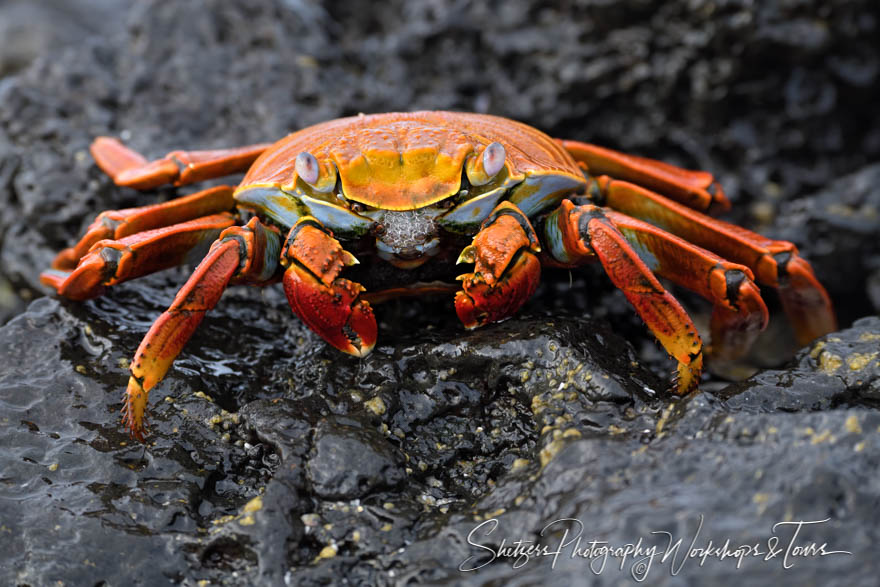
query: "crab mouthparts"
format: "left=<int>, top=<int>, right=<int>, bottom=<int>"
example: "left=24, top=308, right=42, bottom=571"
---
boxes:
left=375, top=209, right=441, bottom=267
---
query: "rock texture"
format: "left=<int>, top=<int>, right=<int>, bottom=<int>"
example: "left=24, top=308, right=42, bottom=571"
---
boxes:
left=0, top=0, right=878, bottom=584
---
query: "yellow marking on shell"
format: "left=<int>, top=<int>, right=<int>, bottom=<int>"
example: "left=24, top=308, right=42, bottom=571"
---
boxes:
left=334, top=143, right=467, bottom=210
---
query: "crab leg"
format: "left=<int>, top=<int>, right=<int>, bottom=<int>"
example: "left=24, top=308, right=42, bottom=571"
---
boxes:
left=281, top=217, right=377, bottom=357
left=51, top=185, right=236, bottom=270
left=40, top=213, right=236, bottom=300
left=594, top=177, right=836, bottom=345
left=453, top=201, right=542, bottom=328
left=543, top=200, right=703, bottom=393
left=91, top=137, right=272, bottom=190
left=560, top=139, right=731, bottom=215
left=601, top=209, right=770, bottom=361
left=123, top=218, right=280, bottom=440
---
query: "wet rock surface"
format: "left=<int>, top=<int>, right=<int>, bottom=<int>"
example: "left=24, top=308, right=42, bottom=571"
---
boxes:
left=770, top=164, right=880, bottom=325
left=307, top=418, right=406, bottom=500
left=1, top=0, right=879, bottom=584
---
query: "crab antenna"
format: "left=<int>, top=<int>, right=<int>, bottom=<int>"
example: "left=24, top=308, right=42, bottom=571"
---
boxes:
left=483, top=142, right=506, bottom=178
left=295, top=152, right=320, bottom=185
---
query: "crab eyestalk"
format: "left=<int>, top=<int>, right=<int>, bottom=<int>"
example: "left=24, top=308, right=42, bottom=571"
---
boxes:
left=465, top=141, right=507, bottom=186
left=295, top=152, right=320, bottom=185
left=281, top=217, right=377, bottom=356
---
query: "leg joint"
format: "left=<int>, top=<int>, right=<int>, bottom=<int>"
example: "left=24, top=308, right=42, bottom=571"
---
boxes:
left=285, top=216, right=332, bottom=250
left=574, top=204, right=607, bottom=247
left=772, top=250, right=793, bottom=280
left=218, top=219, right=281, bottom=282
left=723, top=267, right=747, bottom=309
left=481, top=205, right=540, bottom=249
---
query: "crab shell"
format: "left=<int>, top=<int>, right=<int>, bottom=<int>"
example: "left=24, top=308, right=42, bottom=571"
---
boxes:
left=233, top=112, right=587, bottom=248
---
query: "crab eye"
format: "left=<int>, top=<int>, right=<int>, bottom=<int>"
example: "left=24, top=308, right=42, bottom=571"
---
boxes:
left=439, top=198, right=456, bottom=209
left=483, top=142, right=506, bottom=178
left=295, top=152, right=320, bottom=185
left=351, top=202, right=365, bottom=213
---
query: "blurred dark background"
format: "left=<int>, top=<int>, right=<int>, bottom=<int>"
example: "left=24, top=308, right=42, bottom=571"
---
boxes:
left=0, top=0, right=122, bottom=78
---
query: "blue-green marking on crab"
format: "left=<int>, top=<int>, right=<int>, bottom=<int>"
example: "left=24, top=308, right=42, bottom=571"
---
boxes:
left=235, top=187, right=305, bottom=229
left=510, top=173, right=585, bottom=218
left=299, top=195, right=375, bottom=239
left=436, top=187, right=508, bottom=234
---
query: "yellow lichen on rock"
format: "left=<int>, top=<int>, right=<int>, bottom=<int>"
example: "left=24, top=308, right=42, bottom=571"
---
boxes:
left=845, top=415, right=863, bottom=435
left=314, top=544, right=338, bottom=562
left=846, top=352, right=877, bottom=371
left=365, top=396, right=386, bottom=416
left=817, top=351, right=843, bottom=374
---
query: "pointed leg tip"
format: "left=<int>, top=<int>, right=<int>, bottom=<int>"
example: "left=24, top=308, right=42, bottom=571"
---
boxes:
left=91, top=136, right=124, bottom=149
left=125, top=420, right=147, bottom=443
left=778, top=257, right=838, bottom=346
left=43, top=253, right=108, bottom=300
left=122, top=376, right=149, bottom=442
left=673, top=351, right=703, bottom=396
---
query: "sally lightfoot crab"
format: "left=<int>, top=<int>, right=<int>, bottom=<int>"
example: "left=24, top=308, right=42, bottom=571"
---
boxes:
left=41, top=112, right=836, bottom=440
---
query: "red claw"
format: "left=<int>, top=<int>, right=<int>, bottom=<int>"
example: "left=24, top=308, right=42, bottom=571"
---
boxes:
left=455, top=252, right=541, bottom=329
left=283, top=264, right=377, bottom=356
left=454, top=202, right=542, bottom=329
left=281, top=218, right=376, bottom=356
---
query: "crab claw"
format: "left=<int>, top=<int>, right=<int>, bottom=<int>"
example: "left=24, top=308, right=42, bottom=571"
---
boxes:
left=283, top=264, right=377, bottom=356
left=455, top=251, right=541, bottom=329
left=282, top=217, right=377, bottom=356
left=454, top=202, right=542, bottom=329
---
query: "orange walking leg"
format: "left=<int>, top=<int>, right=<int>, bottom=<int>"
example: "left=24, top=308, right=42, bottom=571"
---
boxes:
left=51, top=185, right=236, bottom=270
left=123, top=218, right=280, bottom=440
left=40, top=213, right=236, bottom=300
left=91, top=137, right=272, bottom=190
left=543, top=200, right=703, bottom=393
left=596, top=177, right=836, bottom=345
left=560, top=139, right=731, bottom=214
left=603, top=210, right=769, bottom=361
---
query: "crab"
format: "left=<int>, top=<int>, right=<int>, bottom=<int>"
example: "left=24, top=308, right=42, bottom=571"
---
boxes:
left=41, top=111, right=836, bottom=440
